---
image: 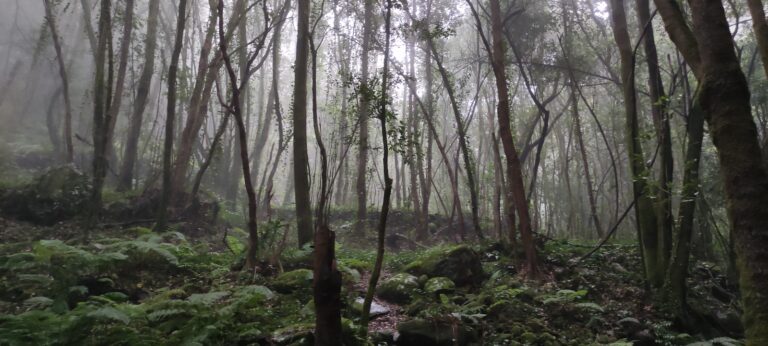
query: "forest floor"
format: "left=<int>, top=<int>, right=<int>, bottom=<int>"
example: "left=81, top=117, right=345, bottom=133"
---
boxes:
left=0, top=166, right=747, bottom=345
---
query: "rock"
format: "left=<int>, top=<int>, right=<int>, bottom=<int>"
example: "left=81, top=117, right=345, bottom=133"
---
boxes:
left=632, top=329, right=655, bottom=346
left=396, top=319, right=475, bottom=346
left=424, top=277, right=456, bottom=296
left=617, top=317, right=642, bottom=336
left=0, top=165, right=90, bottom=225
left=404, top=245, right=485, bottom=286
left=271, top=323, right=314, bottom=345
left=672, top=333, right=697, bottom=345
left=272, top=269, right=313, bottom=293
left=376, top=273, right=420, bottom=304
left=712, top=310, right=743, bottom=337
left=353, top=297, right=390, bottom=319
left=371, top=329, right=396, bottom=344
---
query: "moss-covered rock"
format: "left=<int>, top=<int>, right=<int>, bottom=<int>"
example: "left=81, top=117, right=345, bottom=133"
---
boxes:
left=404, top=245, right=484, bottom=287
left=0, top=165, right=90, bottom=225
left=272, top=269, right=313, bottom=294
left=271, top=323, right=314, bottom=345
left=396, top=318, right=476, bottom=346
left=424, top=277, right=456, bottom=296
left=377, top=273, right=420, bottom=304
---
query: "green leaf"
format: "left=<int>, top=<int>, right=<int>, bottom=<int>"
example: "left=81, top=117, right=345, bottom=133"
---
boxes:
left=88, top=306, right=130, bottom=325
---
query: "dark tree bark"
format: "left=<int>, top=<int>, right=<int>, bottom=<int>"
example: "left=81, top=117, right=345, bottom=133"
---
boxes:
left=356, top=0, right=374, bottom=236
left=469, top=0, right=538, bottom=275
left=637, top=0, right=673, bottom=281
left=609, top=0, right=661, bottom=287
left=747, top=0, right=768, bottom=78
left=42, top=0, right=74, bottom=163
left=156, top=0, right=189, bottom=232
left=293, top=0, right=314, bottom=247
left=309, top=3, right=342, bottom=343
left=118, top=0, right=160, bottom=191
left=89, top=0, right=113, bottom=231
left=363, top=0, right=393, bottom=330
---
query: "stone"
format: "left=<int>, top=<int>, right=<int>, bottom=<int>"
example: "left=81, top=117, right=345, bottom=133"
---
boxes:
left=404, top=245, right=485, bottom=286
left=376, top=273, right=420, bottom=304
left=0, top=165, right=90, bottom=225
left=353, top=297, right=390, bottom=319
left=396, top=319, right=475, bottom=346
left=617, top=317, right=642, bottom=336
left=272, top=269, right=313, bottom=294
left=424, top=277, right=456, bottom=296
left=271, top=323, right=314, bottom=345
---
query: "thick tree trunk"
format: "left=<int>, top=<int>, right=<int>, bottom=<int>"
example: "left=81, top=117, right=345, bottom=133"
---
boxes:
left=687, top=1, right=768, bottom=342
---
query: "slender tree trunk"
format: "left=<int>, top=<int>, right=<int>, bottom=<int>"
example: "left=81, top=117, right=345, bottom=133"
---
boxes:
left=356, top=0, right=374, bottom=236
left=637, top=0, right=673, bottom=281
left=293, top=0, right=313, bottom=248
left=217, top=0, right=260, bottom=270
left=156, top=0, right=188, bottom=231
left=747, top=0, right=768, bottom=79
left=424, top=38, right=484, bottom=240
left=571, top=85, right=603, bottom=238
left=363, top=0, right=393, bottom=331
left=118, top=0, right=160, bottom=191
left=486, top=0, right=538, bottom=275
left=89, top=0, right=113, bottom=232
left=609, top=0, right=661, bottom=287
left=42, top=0, right=74, bottom=163
left=106, top=0, right=135, bottom=172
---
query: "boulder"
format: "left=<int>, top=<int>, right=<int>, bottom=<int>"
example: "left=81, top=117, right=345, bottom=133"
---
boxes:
left=272, top=269, right=313, bottom=294
left=424, top=277, right=456, bottom=296
left=377, top=273, right=420, bottom=304
left=271, top=323, right=314, bottom=345
left=404, top=245, right=484, bottom=286
left=0, top=165, right=90, bottom=225
left=396, top=319, right=475, bottom=346
left=353, top=297, right=390, bottom=319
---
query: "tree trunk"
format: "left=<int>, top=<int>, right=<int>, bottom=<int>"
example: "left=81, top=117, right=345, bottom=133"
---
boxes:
left=363, top=0, right=393, bottom=331
left=426, top=38, right=484, bottom=240
left=687, top=1, right=768, bottom=342
left=89, top=0, right=113, bottom=231
left=487, top=0, right=538, bottom=275
left=118, top=0, right=160, bottom=191
left=105, top=0, right=135, bottom=173
left=746, top=0, right=768, bottom=79
left=609, top=0, right=661, bottom=288
left=42, top=0, right=74, bottom=163
left=156, top=0, right=188, bottom=231
left=293, top=0, right=313, bottom=248
left=356, top=0, right=374, bottom=236
left=637, top=0, right=673, bottom=281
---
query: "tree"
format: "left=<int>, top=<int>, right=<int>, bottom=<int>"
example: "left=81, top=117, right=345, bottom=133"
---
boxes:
left=654, top=0, right=768, bottom=342
left=42, top=0, right=74, bottom=163
left=362, top=0, right=393, bottom=330
left=155, top=0, right=189, bottom=232
left=468, top=0, right=539, bottom=275
left=293, top=0, right=314, bottom=248
left=356, top=0, right=374, bottom=236
left=89, top=0, right=113, bottom=230
left=118, top=0, right=160, bottom=191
